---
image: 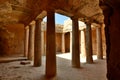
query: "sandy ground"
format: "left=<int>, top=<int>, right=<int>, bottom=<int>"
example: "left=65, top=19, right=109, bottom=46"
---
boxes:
left=0, top=53, right=107, bottom=80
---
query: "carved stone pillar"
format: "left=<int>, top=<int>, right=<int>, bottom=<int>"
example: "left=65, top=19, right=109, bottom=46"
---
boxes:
left=70, top=32, right=72, bottom=53
left=24, top=26, right=29, bottom=57
left=46, top=9, right=56, bottom=78
left=41, top=30, right=44, bottom=55
left=79, top=30, right=81, bottom=54
left=61, top=33, right=65, bottom=53
left=34, top=18, right=42, bottom=67
left=28, top=24, right=35, bottom=60
left=80, top=29, right=86, bottom=57
left=71, top=17, right=80, bottom=68
left=43, top=31, right=46, bottom=56
left=85, top=22, right=93, bottom=63
left=96, top=25, right=103, bottom=59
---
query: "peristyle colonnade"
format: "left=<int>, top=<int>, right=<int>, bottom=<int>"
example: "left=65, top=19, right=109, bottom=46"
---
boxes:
left=24, top=9, right=104, bottom=78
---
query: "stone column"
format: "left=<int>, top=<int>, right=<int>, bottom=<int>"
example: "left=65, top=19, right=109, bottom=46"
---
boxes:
left=79, top=30, right=81, bottom=54
left=61, top=33, right=65, bottom=53
left=44, top=31, right=46, bottom=56
left=28, top=24, right=35, bottom=60
left=85, top=22, right=93, bottom=63
left=70, top=32, right=72, bottom=53
left=71, top=17, right=80, bottom=68
left=24, top=26, right=29, bottom=57
left=46, top=9, right=56, bottom=78
left=80, top=29, right=86, bottom=58
left=41, top=30, right=45, bottom=55
left=34, top=18, right=42, bottom=67
left=96, top=25, right=103, bottom=59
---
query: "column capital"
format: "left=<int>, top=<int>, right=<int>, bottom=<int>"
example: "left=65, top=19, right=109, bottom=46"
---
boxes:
left=29, top=24, right=35, bottom=27
left=100, top=23, right=105, bottom=28
left=80, top=28, right=85, bottom=31
left=85, top=22, right=91, bottom=25
left=70, top=16, right=78, bottom=20
left=35, top=18, right=43, bottom=22
left=25, top=26, right=29, bottom=29
left=46, top=7, right=55, bottom=13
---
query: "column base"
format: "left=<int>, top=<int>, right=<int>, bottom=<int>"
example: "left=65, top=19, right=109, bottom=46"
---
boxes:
left=72, top=65, right=80, bottom=68
left=45, top=75, right=57, bottom=80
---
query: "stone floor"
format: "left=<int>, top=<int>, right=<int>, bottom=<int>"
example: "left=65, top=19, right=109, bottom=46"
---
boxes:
left=0, top=53, right=107, bottom=80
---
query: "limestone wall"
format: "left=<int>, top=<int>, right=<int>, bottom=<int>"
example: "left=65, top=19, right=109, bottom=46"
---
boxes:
left=105, top=8, right=120, bottom=80
left=56, top=33, right=62, bottom=52
left=0, top=24, right=24, bottom=56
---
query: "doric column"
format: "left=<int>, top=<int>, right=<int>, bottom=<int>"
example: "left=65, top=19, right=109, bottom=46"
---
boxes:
left=96, top=25, right=103, bottom=59
left=85, top=22, right=93, bottom=63
left=28, top=24, right=35, bottom=60
left=61, top=33, right=65, bottom=53
left=79, top=30, right=81, bottom=54
left=34, top=18, right=42, bottom=67
left=41, top=30, right=45, bottom=55
left=46, top=9, right=56, bottom=78
left=70, top=32, right=72, bottom=53
left=24, top=26, right=29, bottom=57
left=43, top=31, right=46, bottom=56
left=71, top=17, right=80, bottom=68
left=80, top=29, right=86, bottom=57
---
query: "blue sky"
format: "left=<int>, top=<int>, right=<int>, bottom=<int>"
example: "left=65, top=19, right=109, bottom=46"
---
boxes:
left=43, top=13, right=69, bottom=24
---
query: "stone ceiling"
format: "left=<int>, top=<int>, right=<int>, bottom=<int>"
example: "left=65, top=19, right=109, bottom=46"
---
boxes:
left=0, top=0, right=104, bottom=26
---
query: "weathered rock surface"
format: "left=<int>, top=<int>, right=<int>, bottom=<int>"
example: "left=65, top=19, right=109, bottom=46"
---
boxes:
left=0, top=24, right=24, bottom=56
left=0, top=0, right=103, bottom=26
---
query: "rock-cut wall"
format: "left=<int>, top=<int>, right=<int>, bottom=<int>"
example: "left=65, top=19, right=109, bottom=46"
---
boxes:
left=101, top=1, right=120, bottom=79
left=0, top=24, right=24, bottom=56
